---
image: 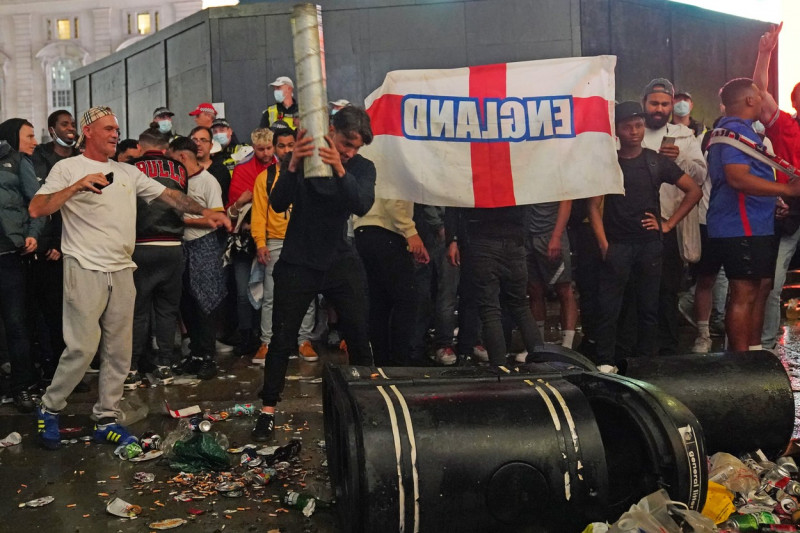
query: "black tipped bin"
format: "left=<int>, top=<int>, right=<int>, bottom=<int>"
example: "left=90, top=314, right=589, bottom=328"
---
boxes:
left=323, top=362, right=708, bottom=533
left=622, top=350, right=794, bottom=457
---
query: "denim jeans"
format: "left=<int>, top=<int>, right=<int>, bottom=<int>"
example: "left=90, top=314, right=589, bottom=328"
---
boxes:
left=0, top=252, right=36, bottom=393
left=461, top=235, right=542, bottom=365
left=595, top=239, right=663, bottom=366
left=763, top=225, right=800, bottom=348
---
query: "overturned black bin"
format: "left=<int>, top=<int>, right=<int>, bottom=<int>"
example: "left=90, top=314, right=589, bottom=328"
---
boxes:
left=622, top=350, right=794, bottom=457
left=323, top=359, right=708, bottom=533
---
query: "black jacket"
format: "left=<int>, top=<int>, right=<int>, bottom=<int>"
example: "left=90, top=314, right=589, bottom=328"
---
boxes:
left=128, top=151, right=188, bottom=243
left=0, top=142, right=44, bottom=253
left=29, top=142, right=78, bottom=253
left=271, top=154, right=375, bottom=271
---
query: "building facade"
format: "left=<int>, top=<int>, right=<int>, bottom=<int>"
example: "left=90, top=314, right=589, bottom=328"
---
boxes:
left=0, top=0, right=202, bottom=139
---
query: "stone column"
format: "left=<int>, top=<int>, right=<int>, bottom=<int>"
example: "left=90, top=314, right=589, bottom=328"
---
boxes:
left=12, top=13, right=32, bottom=120
left=92, top=8, right=112, bottom=60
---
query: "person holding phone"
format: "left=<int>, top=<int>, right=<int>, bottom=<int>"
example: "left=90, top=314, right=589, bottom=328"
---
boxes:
left=28, top=106, right=231, bottom=451
left=639, top=78, right=708, bottom=357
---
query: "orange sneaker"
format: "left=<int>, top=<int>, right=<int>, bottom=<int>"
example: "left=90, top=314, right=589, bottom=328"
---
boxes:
left=251, top=343, right=268, bottom=366
left=298, top=340, right=318, bottom=362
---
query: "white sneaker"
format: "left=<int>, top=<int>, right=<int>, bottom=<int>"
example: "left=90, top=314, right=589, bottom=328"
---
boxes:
left=472, top=345, right=489, bottom=362
left=514, top=351, right=529, bottom=364
left=691, top=336, right=712, bottom=354
left=598, top=364, right=618, bottom=374
left=435, top=347, right=457, bottom=366
left=215, top=340, right=234, bottom=354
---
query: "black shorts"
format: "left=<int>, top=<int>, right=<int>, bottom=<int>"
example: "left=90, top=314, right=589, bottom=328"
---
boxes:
left=697, top=235, right=778, bottom=280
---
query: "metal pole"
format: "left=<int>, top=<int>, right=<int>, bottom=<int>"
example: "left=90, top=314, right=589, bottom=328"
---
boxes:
left=291, top=3, right=332, bottom=178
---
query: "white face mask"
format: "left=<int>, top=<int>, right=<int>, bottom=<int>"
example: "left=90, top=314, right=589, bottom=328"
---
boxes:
left=274, top=89, right=285, bottom=104
left=673, top=100, right=691, bottom=117
left=213, top=131, right=230, bottom=147
left=157, top=119, right=172, bottom=134
left=51, top=128, right=75, bottom=147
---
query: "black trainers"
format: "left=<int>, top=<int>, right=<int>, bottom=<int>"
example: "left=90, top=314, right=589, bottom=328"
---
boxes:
left=123, top=371, right=142, bottom=391
left=196, top=359, right=218, bottom=380
left=251, top=412, right=275, bottom=442
left=148, top=366, right=174, bottom=386
left=14, top=390, right=35, bottom=413
left=172, top=356, right=203, bottom=376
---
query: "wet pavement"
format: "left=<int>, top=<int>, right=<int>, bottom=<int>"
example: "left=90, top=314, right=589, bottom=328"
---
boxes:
left=3, top=307, right=800, bottom=532
left=0, top=348, right=345, bottom=532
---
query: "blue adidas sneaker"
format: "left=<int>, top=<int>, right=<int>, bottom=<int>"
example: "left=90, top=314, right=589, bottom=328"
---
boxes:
left=94, top=423, right=137, bottom=446
left=36, top=405, right=61, bottom=450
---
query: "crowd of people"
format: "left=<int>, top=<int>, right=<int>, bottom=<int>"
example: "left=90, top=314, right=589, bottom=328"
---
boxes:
left=0, top=25, right=797, bottom=448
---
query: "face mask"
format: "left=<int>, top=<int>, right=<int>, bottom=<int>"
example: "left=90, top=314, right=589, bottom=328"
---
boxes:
left=274, top=89, right=284, bottom=104
left=157, top=120, right=172, bottom=134
left=213, top=132, right=230, bottom=147
left=673, top=101, right=691, bottom=117
left=753, top=121, right=766, bottom=135
left=51, top=129, right=75, bottom=147
left=331, top=109, right=339, bottom=116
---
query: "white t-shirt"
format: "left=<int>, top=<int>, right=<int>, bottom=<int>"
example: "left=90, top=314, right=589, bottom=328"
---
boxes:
left=184, top=169, right=223, bottom=241
left=37, top=155, right=166, bottom=271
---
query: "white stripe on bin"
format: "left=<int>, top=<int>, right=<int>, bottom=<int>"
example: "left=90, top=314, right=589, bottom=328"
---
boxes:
left=391, top=385, right=420, bottom=533
left=377, top=385, right=406, bottom=532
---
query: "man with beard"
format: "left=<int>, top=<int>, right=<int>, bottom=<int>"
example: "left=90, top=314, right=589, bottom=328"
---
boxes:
left=639, top=78, right=707, bottom=356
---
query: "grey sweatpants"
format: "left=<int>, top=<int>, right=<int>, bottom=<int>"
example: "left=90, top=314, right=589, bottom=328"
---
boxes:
left=42, top=257, right=136, bottom=421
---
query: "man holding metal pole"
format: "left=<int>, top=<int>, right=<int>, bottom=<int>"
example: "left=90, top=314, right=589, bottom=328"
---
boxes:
left=252, top=106, right=375, bottom=441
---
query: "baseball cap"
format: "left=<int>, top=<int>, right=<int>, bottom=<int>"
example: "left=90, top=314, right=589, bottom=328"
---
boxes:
left=189, top=102, right=217, bottom=117
left=642, top=78, right=675, bottom=99
left=211, top=118, right=231, bottom=129
left=615, top=101, right=646, bottom=124
left=77, top=105, right=115, bottom=146
left=270, top=120, right=293, bottom=135
left=153, top=106, right=174, bottom=119
left=269, top=76, right=294, bottom=88
left=675, top=90, right=693, bottom=100
left=329, top=99, right=350, bottom=107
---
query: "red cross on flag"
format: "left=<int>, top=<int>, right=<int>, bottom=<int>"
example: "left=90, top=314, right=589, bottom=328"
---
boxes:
left=362, top=55, right=623, bottom=208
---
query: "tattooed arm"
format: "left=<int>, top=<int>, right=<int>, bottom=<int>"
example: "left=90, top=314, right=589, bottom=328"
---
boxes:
left=157, top=188, right=232, bottom=231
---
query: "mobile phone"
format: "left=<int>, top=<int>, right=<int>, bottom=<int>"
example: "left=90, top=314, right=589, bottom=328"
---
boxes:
left=661, top=136, right=676, bottom=147
left=97, top=172, right=114, bottom=189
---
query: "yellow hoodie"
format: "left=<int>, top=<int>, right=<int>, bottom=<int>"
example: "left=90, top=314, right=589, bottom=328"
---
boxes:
left=251, top=166, right=291, bottom=248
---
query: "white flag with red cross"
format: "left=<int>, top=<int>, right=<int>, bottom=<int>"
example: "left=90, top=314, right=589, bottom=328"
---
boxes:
left=361, top=55, right=623, bottom=207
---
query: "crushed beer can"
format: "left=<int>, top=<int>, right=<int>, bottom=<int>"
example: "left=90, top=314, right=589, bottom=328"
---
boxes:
left=114, top=441, right=143, bottom=460
left=139, top=432, right=161, bottom=452
left=188, top=416, right=211, bottom=433
left=243, top=468, right=276, bottom=486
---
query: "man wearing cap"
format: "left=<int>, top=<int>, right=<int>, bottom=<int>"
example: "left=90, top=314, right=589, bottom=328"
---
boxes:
left=260, top=76, right=298, bottom=129
left=28, top=106, right=231, bottom=451
left=671, top=92, right=706, bottom=139
left=211, top=118, right=250, bottom=175
left=640, top=77, right=707, bottom=357
left=330, top=99, right=350, bottom=117
left=589, top=102, right=701, bottom=373
left=189, top=102, right=217, bottom=129
left=153, top=107, right=176, bottom=137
